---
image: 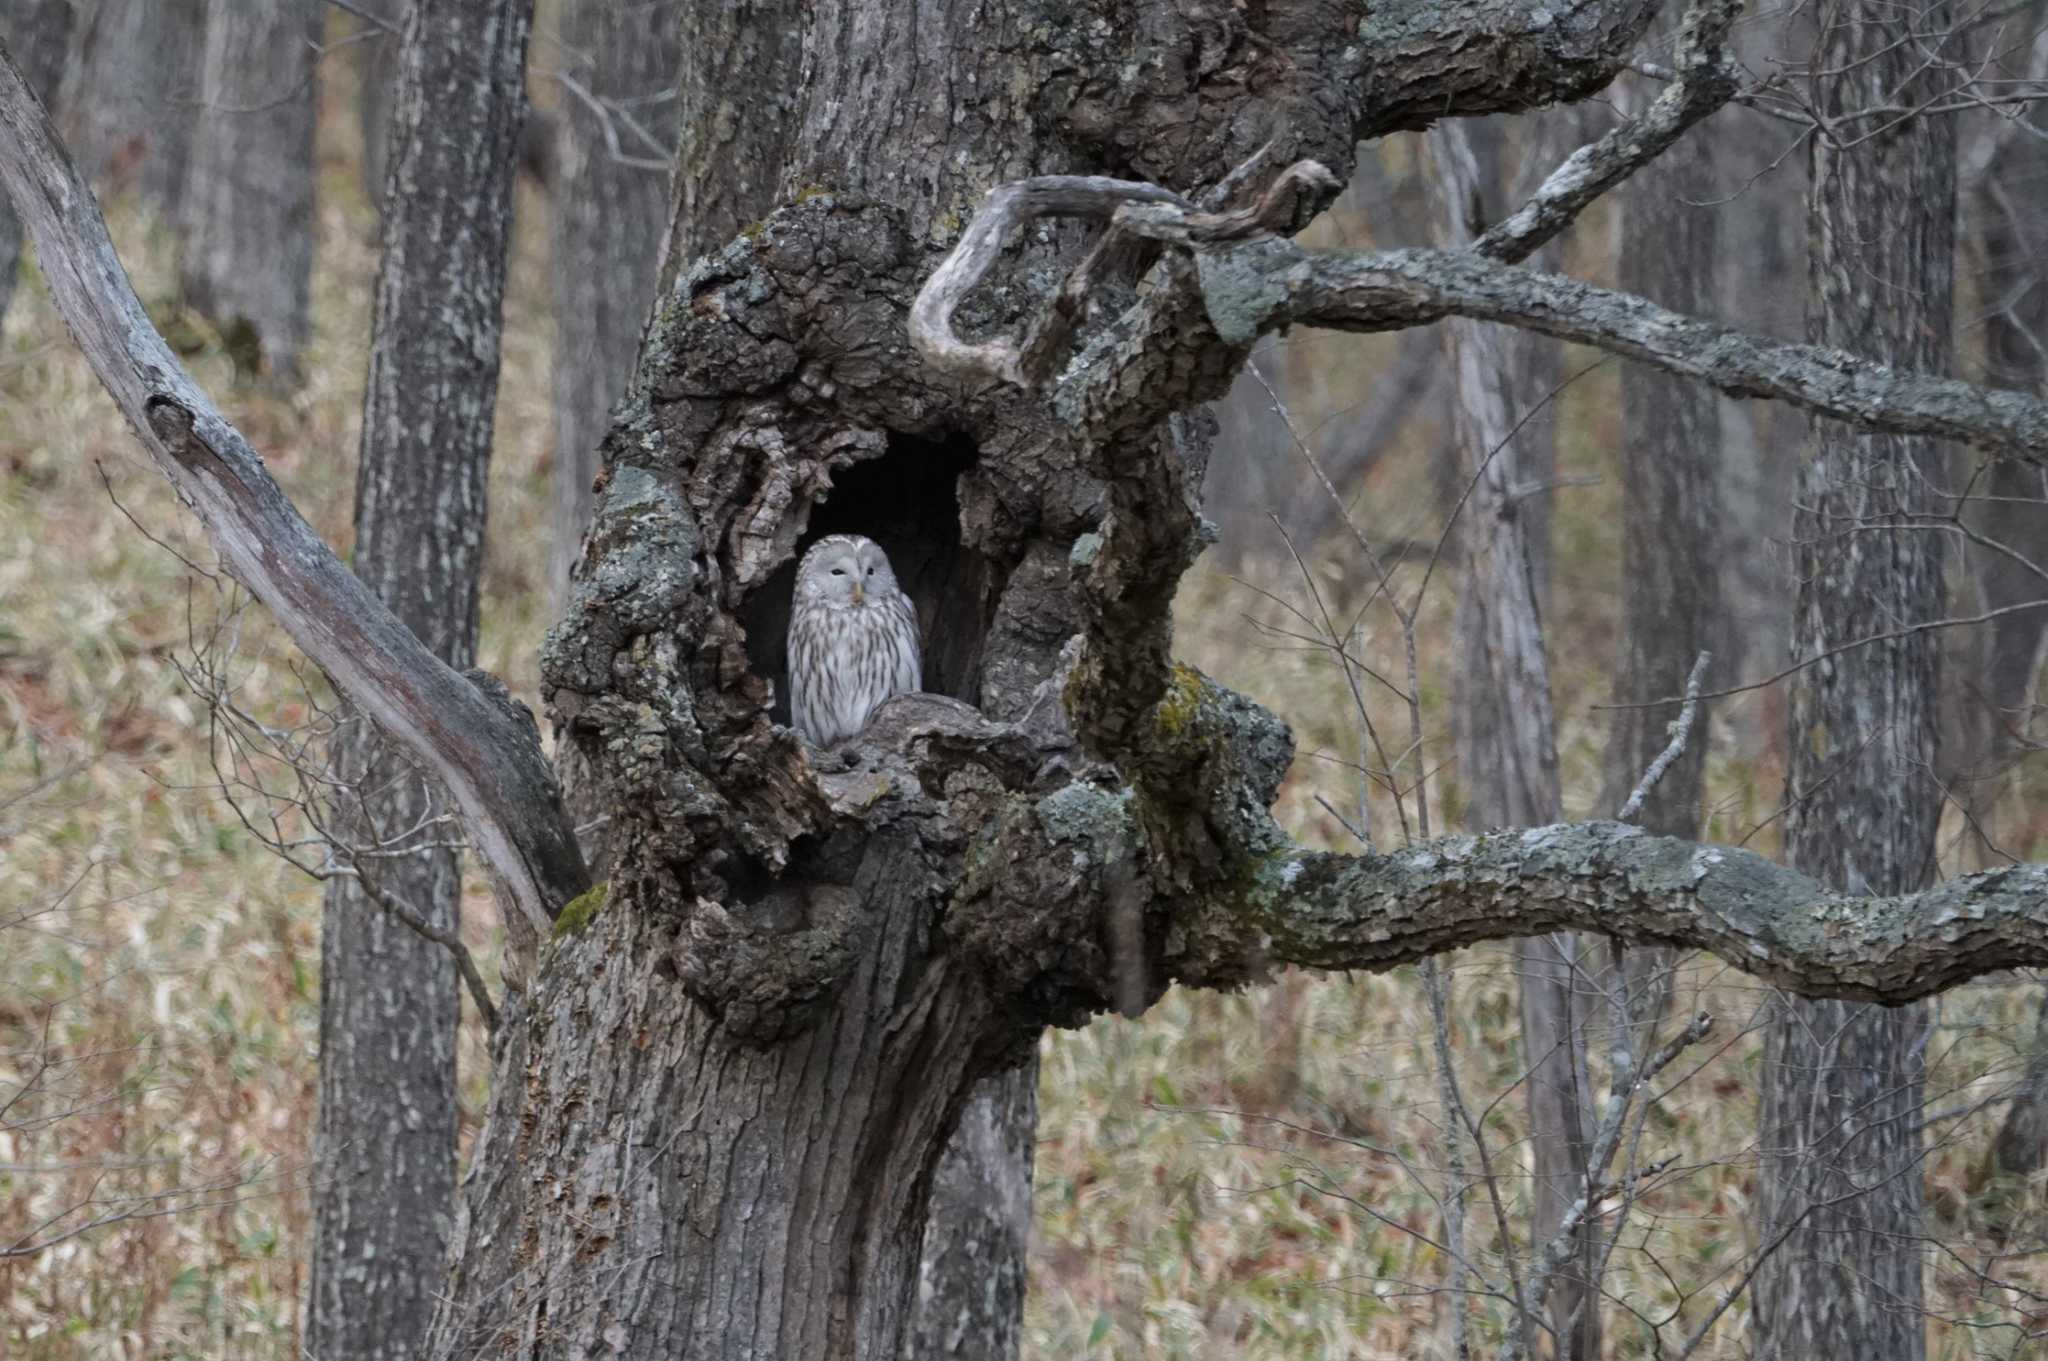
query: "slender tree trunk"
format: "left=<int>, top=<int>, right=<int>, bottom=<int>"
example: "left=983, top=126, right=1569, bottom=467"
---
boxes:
left=1597, top=60, right=1723, bottom=1030
left=0, top=0, right=69, bottom=330
left=308, top=2, right=533, bottom=1358
left=1429, top=116, right=1599, bottom=1361
left=1961, top=44, right=2048, bottom=1184
left=546, top=0, right=681, bottom=607
left=55, top=0, right=202, bottom=221
left=178, top=0, right=319, bottom=384
left=1752, top=4, right=1955, bottom=1354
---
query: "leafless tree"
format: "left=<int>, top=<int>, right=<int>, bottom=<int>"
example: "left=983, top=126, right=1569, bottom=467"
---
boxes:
left=307, top=2, right=536, bottom=1358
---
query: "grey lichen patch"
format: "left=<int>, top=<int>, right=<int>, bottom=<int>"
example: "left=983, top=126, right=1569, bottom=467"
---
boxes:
left=1068, top=532, right=1104, bottom=568
left=1034, top=781, right=1134, bottom=863
left=1195, top=240, right=1302, bottom=345
left=553, top=882, right=610, bottom=939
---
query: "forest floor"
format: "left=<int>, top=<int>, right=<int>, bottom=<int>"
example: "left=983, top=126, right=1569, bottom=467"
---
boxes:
left=3, top=65, right=2045, bottom=1361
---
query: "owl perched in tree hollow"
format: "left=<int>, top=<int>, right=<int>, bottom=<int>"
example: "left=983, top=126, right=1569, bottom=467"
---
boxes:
left=787, top=534, right=922, bottom=746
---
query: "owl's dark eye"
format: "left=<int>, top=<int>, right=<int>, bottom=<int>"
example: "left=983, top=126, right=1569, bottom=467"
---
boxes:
left=865, top=567, right=874, bottom=576
left=829, top=568, right=846, bottom=576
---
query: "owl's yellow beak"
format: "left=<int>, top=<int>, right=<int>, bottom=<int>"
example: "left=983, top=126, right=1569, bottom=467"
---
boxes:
left=851, top=581, right=865, bottom=606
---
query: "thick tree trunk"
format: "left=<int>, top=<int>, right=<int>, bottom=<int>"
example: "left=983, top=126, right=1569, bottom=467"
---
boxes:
left=1429, top=116, right=1600, bottom=1361
left=308, top=2, right=533, bottom=1358
left=1751, top=5, right=1955, bottom=1355
left=0, top=0, right=69, bottom=330
left=54, top=0, right=201, bottom=220
left=546, top=0, right=681, bottom=607
left=178, top=0, right=319, bottom=384
left=911, top=1060, right=1039, bottom=1360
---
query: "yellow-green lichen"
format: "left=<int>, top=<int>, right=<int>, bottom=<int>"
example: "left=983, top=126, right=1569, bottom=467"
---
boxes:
left=553, top=882, right=610, bottom=939
left=1154, top=662, right=1207, bottom=738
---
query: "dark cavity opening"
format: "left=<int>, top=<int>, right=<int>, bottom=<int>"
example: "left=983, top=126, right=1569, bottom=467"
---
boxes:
left=744, top=433, right=998, bottom=726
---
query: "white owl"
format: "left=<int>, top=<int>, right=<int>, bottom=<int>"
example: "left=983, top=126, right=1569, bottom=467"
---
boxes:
left=787, top=534, right=922, bottom=745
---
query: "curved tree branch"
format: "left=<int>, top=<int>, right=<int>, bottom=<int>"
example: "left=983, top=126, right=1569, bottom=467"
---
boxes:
left=1179, top=820, right=2048, bottom=1004
left=0, top=39, right=587, bottom=932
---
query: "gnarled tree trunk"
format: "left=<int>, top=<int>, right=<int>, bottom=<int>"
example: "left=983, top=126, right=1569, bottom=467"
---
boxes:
left=308, top=3, right=534, bottom=1358
left=1751, top=3, right=1956, bottom=1355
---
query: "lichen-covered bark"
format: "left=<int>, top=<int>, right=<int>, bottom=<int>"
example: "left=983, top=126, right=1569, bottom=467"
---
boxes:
left=310, top=2, right=535, bottom=1358
left=1753, top=4, right=1956, bottom=1353
left=0, top=0, right=66, bottom=331
left=179, top=0, right=319, bottom=384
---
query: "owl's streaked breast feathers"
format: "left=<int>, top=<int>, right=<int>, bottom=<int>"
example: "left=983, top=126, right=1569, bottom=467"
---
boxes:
left=787, top=534, right=922, bottom=746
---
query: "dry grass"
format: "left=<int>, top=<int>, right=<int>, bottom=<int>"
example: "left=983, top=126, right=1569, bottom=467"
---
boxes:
left=2, top=64, right=2044, bottom=1361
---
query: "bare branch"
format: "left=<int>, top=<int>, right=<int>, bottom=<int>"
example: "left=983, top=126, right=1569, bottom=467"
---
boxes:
left=1180, top=820, right=2048, bottom=1003
left=1616, top=652, right=1711, bottom=823
left=0, top=39, right=588, bottom=933
left=1476, top=0, right=1743, bottom=263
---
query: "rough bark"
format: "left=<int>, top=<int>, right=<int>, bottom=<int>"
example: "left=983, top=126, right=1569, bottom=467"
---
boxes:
left=1430, top=114, right=1597, bottom=1361
left=547, top=0, right=681, bottom=607
left=1752, top=4, right=1956, bottom=1355
left=910, top=1059, right=1039, bottom=1361
left=308, top=5, right=535, bottom=1359
left=178, top=0, right=319, bottom=384
left=0, top=0, right=67, bottom=330
left=54, top=0, right=202, bottom=220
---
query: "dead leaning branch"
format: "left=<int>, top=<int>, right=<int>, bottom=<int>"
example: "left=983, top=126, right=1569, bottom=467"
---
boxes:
left=0, top=39, right=589, bottom=942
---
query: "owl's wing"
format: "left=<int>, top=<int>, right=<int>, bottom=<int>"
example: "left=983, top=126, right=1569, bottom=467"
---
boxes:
left=886, top=592, right=922, bottom=696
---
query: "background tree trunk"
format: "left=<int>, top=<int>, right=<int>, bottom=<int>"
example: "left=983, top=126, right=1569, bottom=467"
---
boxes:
left=546, top=0, right=681, bottom=607
left=1429, top=116, right=1600, bottom=1361
left=178, top=0, right=320, bottom=385
left=0, top=0, right=70, bottom=331
left=1596, top=57, right=1723, bottom=1033
left=307, top=1, right=534, bottom=1357
left=1752, top=4, right=1956, bottom=1354
left=1958, top=45, right=2048, bottom=1184
left=55, top=0, right=202, bottom=222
